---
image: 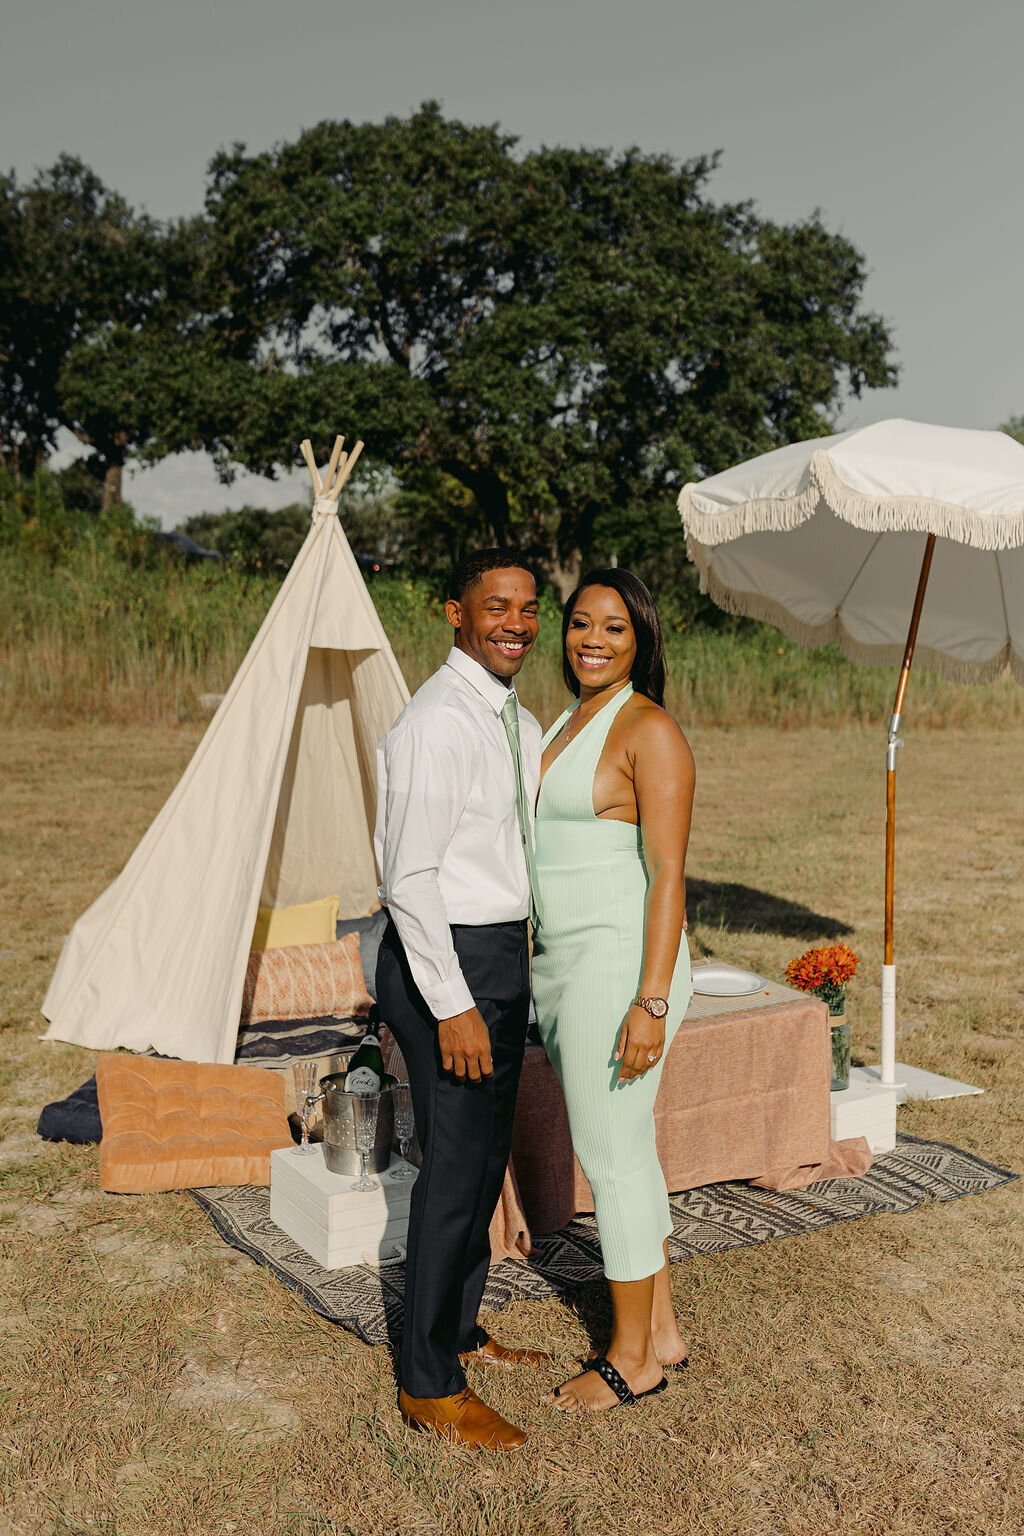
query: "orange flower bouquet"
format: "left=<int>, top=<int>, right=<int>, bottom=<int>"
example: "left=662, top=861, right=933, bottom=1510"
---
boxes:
left=784, top=943, right=859, bottom=1016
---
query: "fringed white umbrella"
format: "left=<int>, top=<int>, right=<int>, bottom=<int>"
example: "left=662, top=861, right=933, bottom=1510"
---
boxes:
left=677, top=418, right=1024, bottom=1100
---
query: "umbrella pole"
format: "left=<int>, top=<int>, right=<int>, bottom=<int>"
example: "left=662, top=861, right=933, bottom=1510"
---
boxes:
left=881, top=532, right=936, bottom=1085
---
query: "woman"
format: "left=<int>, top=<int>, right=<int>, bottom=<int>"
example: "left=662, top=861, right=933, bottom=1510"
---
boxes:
left=532, top=569, right=695, bottom=1412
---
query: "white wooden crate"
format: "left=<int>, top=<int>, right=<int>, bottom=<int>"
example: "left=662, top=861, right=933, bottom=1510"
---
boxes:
left=270, top=1144, right=417, bottom=1269
left=830, top=1078, right=898, bottom=1154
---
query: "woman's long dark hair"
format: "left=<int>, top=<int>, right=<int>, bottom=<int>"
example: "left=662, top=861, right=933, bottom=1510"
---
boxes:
left=561, top=568, right=666, bottom=707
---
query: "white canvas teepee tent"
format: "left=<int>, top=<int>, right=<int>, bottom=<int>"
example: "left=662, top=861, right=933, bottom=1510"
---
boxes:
left=42, top=435, right=409, bottom=1065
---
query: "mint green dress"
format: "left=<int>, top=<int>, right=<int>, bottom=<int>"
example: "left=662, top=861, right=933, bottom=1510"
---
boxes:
left=531, top=685, right=692, bottom=1282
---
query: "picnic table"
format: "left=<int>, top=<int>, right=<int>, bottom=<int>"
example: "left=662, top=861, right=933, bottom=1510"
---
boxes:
left=507, top=978, right=836, bottom=1236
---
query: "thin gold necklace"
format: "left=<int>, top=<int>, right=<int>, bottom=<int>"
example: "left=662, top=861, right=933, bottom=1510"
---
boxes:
left=564, top=686, right=623, bottom=744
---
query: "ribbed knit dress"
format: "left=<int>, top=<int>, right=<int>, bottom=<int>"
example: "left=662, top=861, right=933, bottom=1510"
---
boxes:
left=531, top=685, right=692, bottom=1283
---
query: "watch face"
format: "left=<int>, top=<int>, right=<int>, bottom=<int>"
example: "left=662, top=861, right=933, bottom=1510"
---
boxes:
left=647, top=997, right=669, bottom=1018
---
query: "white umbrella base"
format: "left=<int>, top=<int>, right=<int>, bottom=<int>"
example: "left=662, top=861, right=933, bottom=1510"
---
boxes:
left=850, top=1063, right=983, bottom=1104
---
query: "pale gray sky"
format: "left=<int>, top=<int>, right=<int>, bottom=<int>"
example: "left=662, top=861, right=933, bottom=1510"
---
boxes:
left=5, top=0, right=1023, bottom=527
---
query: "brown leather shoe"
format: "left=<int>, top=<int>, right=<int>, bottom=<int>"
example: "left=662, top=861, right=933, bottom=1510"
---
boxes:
left=399, top=1385, right=527, bottom=1449
left=459, top=1336, right=554, bottom=1371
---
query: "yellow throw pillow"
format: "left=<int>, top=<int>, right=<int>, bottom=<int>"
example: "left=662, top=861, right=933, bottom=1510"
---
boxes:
left=252, top=894, right=340, bottom=952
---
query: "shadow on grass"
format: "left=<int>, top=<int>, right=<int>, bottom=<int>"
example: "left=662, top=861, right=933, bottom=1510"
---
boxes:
left=560, top=1281, right=614, bottom=1356
left=687, top=878, right=853, bottom=940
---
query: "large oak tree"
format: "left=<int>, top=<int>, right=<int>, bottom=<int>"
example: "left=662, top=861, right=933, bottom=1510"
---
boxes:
left=192, top=104, right=897, bottom=592
left=2, top=111, right=898, bottom=579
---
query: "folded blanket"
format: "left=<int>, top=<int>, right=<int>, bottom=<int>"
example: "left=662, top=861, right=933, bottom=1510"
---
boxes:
left=37, top=1076, right=102, bottom=1145
left=234, top=1015, right=364, bottom=1063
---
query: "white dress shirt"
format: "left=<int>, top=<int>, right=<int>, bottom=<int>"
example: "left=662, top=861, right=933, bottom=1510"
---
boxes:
left=374, top=646, right=542, bottom=1021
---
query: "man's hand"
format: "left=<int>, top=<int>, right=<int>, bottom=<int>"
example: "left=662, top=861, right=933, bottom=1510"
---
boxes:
left=438, top=1007, right=493, bottom=1083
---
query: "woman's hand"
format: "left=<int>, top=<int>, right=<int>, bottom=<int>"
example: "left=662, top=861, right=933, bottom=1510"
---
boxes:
left=615, top=1005, right=666, bottom=1082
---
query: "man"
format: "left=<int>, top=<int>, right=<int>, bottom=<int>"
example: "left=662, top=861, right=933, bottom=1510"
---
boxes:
left=374, top=550, right=549, bottom=1450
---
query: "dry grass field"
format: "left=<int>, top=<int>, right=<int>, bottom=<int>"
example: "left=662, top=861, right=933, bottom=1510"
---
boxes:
left=1, top=718, right=1022, bottom=1536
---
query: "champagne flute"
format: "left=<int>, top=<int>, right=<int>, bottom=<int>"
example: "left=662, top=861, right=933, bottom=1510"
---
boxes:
left=350, top=1091, right=380, bottom=1192
left=291, top=1061, right=320, bottom=1156
left=390, top=1083, right=415, bottom=1178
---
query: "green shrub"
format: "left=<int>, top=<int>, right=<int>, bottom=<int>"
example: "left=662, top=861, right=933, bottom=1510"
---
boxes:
left=2, top=469, right=1021, bottom=730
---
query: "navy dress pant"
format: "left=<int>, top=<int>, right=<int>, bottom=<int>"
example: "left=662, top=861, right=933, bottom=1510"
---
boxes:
left=375, top=917, right=530, bottom=1399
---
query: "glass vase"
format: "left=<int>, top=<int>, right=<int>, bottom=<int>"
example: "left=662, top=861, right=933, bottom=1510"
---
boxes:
left=830, top=1017, right=851, bottom=1092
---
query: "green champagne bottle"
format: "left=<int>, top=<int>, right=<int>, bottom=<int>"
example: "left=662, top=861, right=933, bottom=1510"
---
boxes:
left=344, top=1030, right=397, bottom=1095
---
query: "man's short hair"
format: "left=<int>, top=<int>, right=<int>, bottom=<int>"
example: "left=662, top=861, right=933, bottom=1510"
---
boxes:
left=448, top=548, right=538, bottom=602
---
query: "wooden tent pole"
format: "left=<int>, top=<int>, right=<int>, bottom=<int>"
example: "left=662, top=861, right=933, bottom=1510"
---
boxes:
left=322, top=435, right=345, bottom=497
left=333, top=440, right=364, bottom=492
left=299, top=439, right=323, bottom=497
left=880, top=531, right=936, bottom=1085
left=298, top=432, right=364, bottom=525
left=299, top=435, right=363, bottom=503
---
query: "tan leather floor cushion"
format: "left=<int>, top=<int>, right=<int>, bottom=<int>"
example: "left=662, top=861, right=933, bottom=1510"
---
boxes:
left=97, top=1055, right=294, bottom=1193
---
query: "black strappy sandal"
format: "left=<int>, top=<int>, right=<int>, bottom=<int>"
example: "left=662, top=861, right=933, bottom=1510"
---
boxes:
left=554, top=1354, right=668, bottom=1408
left=580, top=1347, right=688, bottom=1372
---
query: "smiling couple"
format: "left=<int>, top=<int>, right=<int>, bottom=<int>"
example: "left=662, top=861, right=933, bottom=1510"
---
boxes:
left=374, top=550, right=695, bottom=1448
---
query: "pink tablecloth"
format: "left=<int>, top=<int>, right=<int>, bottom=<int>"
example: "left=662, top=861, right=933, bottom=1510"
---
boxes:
left=509, top=979, right=868, bottom=1235
left=386, top=979, right=869, bottom=1260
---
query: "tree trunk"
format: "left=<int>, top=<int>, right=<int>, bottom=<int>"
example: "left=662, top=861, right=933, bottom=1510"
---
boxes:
left=544, top=499, right=598, bottom=601
left=440, top=459, right=510, bottom=546
left=102, top=460, right=123, bottom=509
left=547, top=548, right=583, bottom=604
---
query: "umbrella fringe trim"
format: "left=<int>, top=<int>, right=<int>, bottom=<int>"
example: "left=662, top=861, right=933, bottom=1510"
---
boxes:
left=679, top=451, right=1024, bottom=553
left=814, top=454, right=1024, bottom=552
left=678, top=477, right=820, bottom=543
left=693, top=558, right=1022, bottom=686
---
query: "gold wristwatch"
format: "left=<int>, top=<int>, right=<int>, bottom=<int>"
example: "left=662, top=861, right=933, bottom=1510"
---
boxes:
left=634, top=994, right=669, bottom=1019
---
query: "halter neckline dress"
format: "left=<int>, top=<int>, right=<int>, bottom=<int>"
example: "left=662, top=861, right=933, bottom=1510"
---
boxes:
left=531, top=684, right=692, bottom=1282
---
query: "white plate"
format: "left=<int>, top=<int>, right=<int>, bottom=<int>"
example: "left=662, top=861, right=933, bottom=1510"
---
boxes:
left=691, top=964, right=765, bottom=997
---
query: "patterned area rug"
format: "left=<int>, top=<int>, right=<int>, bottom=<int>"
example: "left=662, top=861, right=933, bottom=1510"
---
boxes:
left=189, top=1134, right=1016, bottom=1348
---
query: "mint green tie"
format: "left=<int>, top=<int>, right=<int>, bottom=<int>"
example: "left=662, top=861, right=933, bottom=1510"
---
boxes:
left=500, top=692, right=543, bottom=929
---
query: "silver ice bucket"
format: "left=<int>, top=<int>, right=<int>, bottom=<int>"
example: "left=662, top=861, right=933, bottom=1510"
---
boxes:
left=317, top=1074, right=394, bottom=1176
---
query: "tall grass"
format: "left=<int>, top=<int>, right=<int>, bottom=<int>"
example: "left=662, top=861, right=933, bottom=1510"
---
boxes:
left=2, top=477, right=1021, bottom=729
left=660, top=628, right=1024, bottom=732
left=0, top=540, right=276, bottom=724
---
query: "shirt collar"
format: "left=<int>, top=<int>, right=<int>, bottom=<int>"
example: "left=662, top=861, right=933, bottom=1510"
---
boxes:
left=444, top=645, right=518, bottom=716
